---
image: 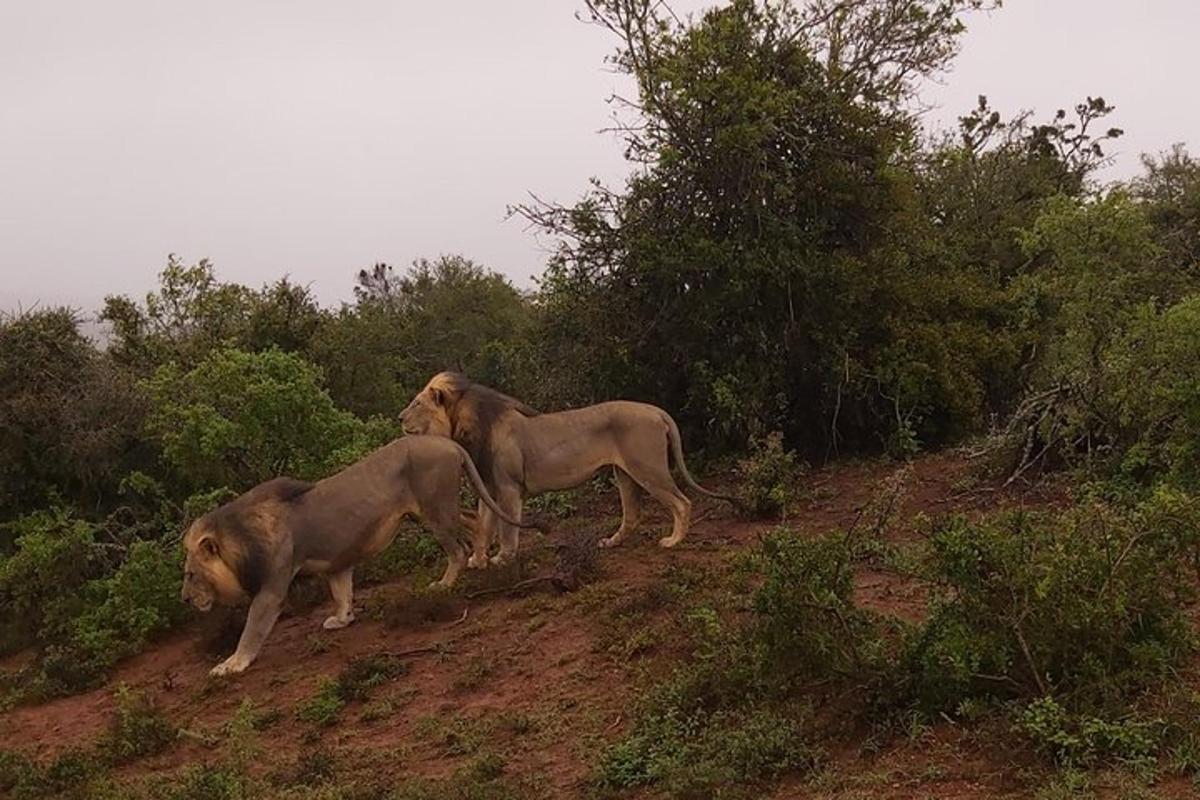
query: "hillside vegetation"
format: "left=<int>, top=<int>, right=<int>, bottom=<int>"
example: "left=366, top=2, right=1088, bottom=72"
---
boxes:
left=3, top=1, right=1200, bottom=797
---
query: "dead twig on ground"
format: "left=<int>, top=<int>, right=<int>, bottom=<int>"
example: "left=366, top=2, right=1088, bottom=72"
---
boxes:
left=466, top=575, right=568, bottom=600
left=378, top=644, right=455, bottom=660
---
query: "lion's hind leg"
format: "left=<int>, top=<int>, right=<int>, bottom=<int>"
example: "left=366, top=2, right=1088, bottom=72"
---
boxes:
left=466, top=502, right=493, bottom=569
left=623, top=458, right=692, bottom=549
left=600, top=467, right=643, bottom=549
left=490, top=485, right=525, bottom=566
left=322, top=568, right=356, bottom=630
left=428, top=510, right=470, bottom=589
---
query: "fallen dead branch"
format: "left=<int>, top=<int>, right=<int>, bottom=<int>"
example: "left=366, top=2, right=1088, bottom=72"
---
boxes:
left=465, top=574, right=570, bottom=600
left=377, top=644, right=455, bottom=660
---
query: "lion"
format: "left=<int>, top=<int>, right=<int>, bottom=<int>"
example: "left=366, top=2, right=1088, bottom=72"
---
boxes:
left=179, top=434, right=546, bottom=676
left=398, top=372, right=737, bottom=567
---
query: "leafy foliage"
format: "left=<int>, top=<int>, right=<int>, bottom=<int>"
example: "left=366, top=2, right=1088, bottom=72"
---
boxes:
left=736, top=432, right=805, bottom=518
left=0, top=509, right=186, bottom=698
left=144, top=346, right=389, bottom=491
left=309, top=255, right=532, bottom=417
left=753, top=529, right=886, bottom=682
left=903, top=499, right=1197, bottom=715
left=0, top=309, right=147, bottom=517
left=296, top=654, right=409, bottom=727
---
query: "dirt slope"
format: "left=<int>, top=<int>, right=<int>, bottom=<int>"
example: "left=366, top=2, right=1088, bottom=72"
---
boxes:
left=0, top=453, right=1086, bottom=798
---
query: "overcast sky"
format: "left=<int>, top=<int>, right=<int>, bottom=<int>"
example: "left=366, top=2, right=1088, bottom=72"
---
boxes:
left=1, top=1, right=1195, bottom=316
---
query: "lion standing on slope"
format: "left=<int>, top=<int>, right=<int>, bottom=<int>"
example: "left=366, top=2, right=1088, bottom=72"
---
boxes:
left=398, top=372, right=737, bottom=566
left=179, top=434, right=545, bottom=675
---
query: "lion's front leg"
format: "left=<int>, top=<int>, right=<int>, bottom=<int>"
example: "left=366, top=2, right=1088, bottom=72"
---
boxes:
left=491, top=486, right=524, bottom=566
left=211, top=590, right=285, bottom=676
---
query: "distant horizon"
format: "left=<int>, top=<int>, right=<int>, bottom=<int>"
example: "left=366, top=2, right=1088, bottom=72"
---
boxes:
left=3, top=1, right=1194, bottom=317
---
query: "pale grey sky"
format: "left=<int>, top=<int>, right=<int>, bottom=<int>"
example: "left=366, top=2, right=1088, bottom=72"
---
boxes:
left=1, top=1, right=1195, bottom=316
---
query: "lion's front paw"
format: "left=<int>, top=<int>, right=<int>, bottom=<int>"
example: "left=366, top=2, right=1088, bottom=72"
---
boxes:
left=489, top=552, right=514, bottom=567
left=210, top=655, right=251, bottom=676
left=322, top=613, right=355, bottom=630
left=657, top=536, right=683, bottom=549
left=467, top=554, right=489, bottom=569
left=599, top=535, right=621, bottom=549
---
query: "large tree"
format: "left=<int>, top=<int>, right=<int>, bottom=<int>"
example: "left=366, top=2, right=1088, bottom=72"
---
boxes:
left=517, top=0, right=997, bottom=454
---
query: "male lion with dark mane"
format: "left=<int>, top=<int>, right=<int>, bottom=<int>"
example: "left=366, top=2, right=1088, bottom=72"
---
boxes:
left=399, top=372, right=737, bottom=566
left=180, top=435, right=545, bottom=675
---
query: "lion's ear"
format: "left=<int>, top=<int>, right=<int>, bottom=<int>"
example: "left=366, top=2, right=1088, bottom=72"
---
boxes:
left=431, top=387, right=447, bottom=407
left=198, top=535, right=219, bottom=558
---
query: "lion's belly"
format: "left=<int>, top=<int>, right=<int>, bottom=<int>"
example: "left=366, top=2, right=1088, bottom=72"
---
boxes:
left=525, top=457, right=608, bottom=494
left=521, top=405, right=664, bottom=493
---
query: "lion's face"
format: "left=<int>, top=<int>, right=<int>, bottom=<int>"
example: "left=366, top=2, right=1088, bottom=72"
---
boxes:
left=399, top=386, right=452, bottom=437
left=181, top=523, right=248, bottom=611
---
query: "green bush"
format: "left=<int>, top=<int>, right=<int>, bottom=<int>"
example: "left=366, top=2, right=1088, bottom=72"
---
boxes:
left=0, top=308, right=148, bottom=518
left=599, top=699, right=818, bottom=798
left=903, top=500, right=1196, bottom=715
left=0, top=509, right=99, bottom=656
left=143, top=347, right=391, bottom=491
left=43, top=542, right=185, bottom=697
left=71, top=542, right=187, bottom=663
left=1107, top=296, right=1200, bottom=488
left=1017, top=697, right=1163, bottom=768
left=752, top=528, right=885, bottom=683
left=101, top=685, right=177, bottom=764
left=995, top=192, right=1200, bottom=487
left=596, top=565, right=827, bottom=797
left=0, top=509, right=189, bottom=699
left=736, top=432, right=805, bottom=518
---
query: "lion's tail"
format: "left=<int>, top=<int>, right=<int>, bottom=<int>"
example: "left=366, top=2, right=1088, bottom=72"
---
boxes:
left=662, top=411, right=744, bottom=508
left=456, top=443, right=550, bottom=534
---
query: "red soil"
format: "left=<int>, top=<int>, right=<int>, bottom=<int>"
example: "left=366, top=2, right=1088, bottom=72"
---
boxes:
left=0, top=452, right=1094, bottom=797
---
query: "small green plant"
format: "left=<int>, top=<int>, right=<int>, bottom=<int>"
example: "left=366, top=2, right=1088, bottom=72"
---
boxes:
left=338, top=653, right=409, bottom=701
left=525, top=490, right=578, bottom=518
left=453, top=654, right=496, bottom=693
left=101, top=684, right=177, bottom=764
left=437, top=717, right=490, bottom=757
left=392, top=751, right=523, bottom=800
left=290, top=748, right=336, bottom=787
left=0, top=748, right=105, bottom=800
left=157, top=764, right=249, bottom=800
left=495, top=710, right=536, bottom=737
left=297, top=654, right=408, bottom=726
left=297, top=678, right=346, bottom=727
left=358, top=527, right=443, bottom=584
left=736, top=432, right=805, bottom=518
left=598, top=696, right=820, bottom=797
left=1017, top=697, right=1162, bottom=768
